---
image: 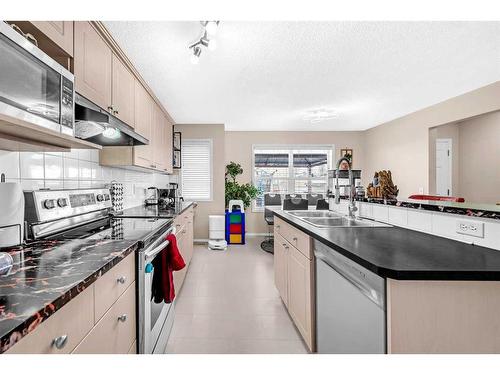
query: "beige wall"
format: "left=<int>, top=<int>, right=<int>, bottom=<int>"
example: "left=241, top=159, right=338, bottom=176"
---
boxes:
left=363, top=81, right=500, bottom=199
left=175, top=124, right=225, bottom=239
left=224, top=131, right=365, bottom=234
left=458, top=111, right=500, bottom=203
left=428, top=122, right=460, bottom=195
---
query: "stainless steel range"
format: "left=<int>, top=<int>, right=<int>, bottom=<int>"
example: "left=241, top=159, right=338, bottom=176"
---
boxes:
left=23, top=188, right=176, bottom=354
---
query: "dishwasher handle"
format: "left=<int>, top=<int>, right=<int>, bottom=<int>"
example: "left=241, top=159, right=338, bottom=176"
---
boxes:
left=315, top=250, right=385, bottom=309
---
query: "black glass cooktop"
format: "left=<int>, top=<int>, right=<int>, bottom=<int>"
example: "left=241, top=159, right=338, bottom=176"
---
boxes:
left=45, top=217, right=173, bottom=248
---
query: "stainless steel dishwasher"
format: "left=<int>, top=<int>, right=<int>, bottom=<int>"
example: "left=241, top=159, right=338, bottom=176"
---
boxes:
left=314, top=240, right=386, bottom=353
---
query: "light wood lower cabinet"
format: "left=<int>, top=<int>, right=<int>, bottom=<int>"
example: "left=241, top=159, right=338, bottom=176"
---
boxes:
left=73, top=282, right=136, bottom=354
left=274, top=235, right=289, bottom=307
left=387, top=279, right=500, bottom=354
left=6, top=253, right=137, bottom=354
left=172, top=209, right=195, bottom=295
left=5, top=286, right=94, bottom=354
left=93, top=252, right=135, bottom=322
left=274, top=219, right=315, bottom=352
left=288, top=244, right=314, bottom=349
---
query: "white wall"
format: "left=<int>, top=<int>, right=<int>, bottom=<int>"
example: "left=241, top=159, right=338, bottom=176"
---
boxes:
left=0, top=148, right=172, bottom=209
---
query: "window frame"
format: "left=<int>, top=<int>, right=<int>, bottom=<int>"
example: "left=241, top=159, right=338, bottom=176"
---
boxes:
left=180, top=138, right=214, bottom=202
left=251, top=144, right=335, bottom=212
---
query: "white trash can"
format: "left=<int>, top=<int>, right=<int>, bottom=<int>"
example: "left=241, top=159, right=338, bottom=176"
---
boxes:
left=208, top=215, right=227, bottom=250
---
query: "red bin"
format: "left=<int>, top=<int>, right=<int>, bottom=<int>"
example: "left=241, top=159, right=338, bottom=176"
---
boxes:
left=229, top=224, right=242, bottom=233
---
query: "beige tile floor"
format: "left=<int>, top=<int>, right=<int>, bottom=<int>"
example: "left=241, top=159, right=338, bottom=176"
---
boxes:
left=166, top=237, right=309, bottom=354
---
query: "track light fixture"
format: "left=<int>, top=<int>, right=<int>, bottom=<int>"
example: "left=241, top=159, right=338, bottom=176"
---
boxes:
left=189, top=21, right=220, bottom=64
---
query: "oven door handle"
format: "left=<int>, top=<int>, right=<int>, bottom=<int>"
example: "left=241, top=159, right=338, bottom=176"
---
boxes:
left=144, top=226, right=177, bottom=261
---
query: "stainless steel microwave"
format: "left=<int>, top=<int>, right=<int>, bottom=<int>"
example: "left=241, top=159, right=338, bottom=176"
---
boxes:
left=0, top=22, right=74, bottom=135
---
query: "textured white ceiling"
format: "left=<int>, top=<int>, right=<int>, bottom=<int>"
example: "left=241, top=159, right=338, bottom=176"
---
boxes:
left=104, top=21, right=500, bottom=131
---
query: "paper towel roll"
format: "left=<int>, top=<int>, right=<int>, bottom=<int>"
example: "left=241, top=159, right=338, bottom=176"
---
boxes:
left=0, top=182, right=24, bottom=247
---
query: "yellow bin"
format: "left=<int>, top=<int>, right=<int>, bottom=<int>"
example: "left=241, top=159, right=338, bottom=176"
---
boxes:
left=229, top=234, right=242, bottom=244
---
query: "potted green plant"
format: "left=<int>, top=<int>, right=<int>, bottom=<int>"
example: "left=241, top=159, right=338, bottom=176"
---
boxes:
left=225, top=162, right=261, bottom=209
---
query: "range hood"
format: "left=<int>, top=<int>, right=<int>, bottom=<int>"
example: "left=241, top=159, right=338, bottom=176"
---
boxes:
left=74, top=94, right=148, bottom=146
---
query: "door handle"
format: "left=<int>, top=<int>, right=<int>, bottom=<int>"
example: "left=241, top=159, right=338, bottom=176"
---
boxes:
left=52, top=335, right=68, bottom=350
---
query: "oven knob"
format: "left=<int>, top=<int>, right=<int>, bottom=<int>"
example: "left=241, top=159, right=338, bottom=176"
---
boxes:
left=43, top=199, right=56, bottom=209
left=96, top=194, right=104, bottom=202
left=104, top=194, right=110, bottom=201
left=57, top=198, right=68, bottom=208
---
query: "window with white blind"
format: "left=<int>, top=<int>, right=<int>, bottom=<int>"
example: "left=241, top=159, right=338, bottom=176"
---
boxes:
left=252, top=144, right=334, bottom=210
left=181, top=139, right=213, bottom=201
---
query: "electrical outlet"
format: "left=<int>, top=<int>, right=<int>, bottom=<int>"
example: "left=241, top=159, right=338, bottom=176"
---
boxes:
left=456, top=220, right=484, bottom=238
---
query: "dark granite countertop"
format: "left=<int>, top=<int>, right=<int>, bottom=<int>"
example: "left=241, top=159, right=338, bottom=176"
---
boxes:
left=274, top=210, right=500, bottom=281
left=114, top=201, right=195, bottom=219
left=0, top=238, right=139, bottom=353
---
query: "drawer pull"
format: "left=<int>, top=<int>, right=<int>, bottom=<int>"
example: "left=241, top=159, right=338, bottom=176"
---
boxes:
left=52, top=335, right=68, bottom=349
left=292, top=237, right=298, bottom=242
left=118, top=314, right=128, bottom=323
left=117, top=276, right=127, bottom=284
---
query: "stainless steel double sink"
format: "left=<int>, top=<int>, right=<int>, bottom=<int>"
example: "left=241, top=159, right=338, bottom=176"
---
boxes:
left=287, top=210, right=391, bottom=228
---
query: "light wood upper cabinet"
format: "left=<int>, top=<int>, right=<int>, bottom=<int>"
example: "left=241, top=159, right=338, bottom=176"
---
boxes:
left=31, top=21, right=74, bottom=56
left=74, top=22, right=112, bottom=110
left=112, top=54, right=135, bottom=126
left=163, top=114, right=174, bottom=174
left=133, top=81, right=152, bottom=139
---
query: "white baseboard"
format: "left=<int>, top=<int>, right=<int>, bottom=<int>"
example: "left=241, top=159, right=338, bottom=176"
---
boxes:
left=245, top=233, right=269, bottom=237
left=195, top=233, right=268, bottom=243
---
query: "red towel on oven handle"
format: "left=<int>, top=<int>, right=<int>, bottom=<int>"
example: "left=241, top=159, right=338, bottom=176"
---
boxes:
left=160, top=233, right=186, bottom=303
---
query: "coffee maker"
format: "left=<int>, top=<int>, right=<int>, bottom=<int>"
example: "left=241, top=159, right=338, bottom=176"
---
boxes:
left=159, top=183, right=183, bottom=208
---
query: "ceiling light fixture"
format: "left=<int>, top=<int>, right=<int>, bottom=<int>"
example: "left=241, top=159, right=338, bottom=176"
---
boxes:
left=303, top=108, right=338, bottom=123
left=188, top=21, right=220, bottom=64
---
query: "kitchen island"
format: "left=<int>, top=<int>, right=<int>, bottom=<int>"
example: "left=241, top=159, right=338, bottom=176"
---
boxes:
left=274, top=209, right=500, bottom=354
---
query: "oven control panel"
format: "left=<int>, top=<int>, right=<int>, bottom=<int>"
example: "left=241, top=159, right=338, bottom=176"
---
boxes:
left=24, top=188, right=112, bottom=223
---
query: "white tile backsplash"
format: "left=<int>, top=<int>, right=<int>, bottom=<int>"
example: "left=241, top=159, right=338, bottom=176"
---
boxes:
left=20, top=152, right=44, bottom=179
left=0, top=151, right=20, bottom=179
left=0, top=149, right=171, bottom=208
left=355, top=201, right=500, bottom=251
left=63, top=157, right=79, bottom=179
left=44, top=155, right=63, bottom=179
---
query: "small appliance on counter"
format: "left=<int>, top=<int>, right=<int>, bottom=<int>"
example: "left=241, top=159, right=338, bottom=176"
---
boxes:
left=158, top=183, right=183, bottom=208
left=145, top=187, right=159, bottom=205
left=0, top=174, right=24, bottom=247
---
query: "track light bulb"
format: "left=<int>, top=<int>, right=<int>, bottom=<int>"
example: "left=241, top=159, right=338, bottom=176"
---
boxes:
left=205, top=21, right=218, bottom=36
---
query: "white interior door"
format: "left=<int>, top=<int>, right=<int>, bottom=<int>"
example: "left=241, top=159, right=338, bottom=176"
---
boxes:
left=436, top=138, right=452, bottom=196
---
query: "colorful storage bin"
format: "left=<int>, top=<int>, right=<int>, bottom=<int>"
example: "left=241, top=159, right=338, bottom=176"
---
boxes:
left=225, top=208, right=245, bottom=245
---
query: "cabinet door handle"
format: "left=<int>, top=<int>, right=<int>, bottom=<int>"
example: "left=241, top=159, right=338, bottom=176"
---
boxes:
left=114, top=109, right=119, bottom=115
left=276, top=225, right=280, bottom=229
left=52, top=335, right=68, bottom=349
left=117, top=276, right=126, bottom=284
left=118, top=314, right=127, bottom=322
left=292, top=237, right=298, bottom=242
left=108, top=105, right=114, bottom=111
